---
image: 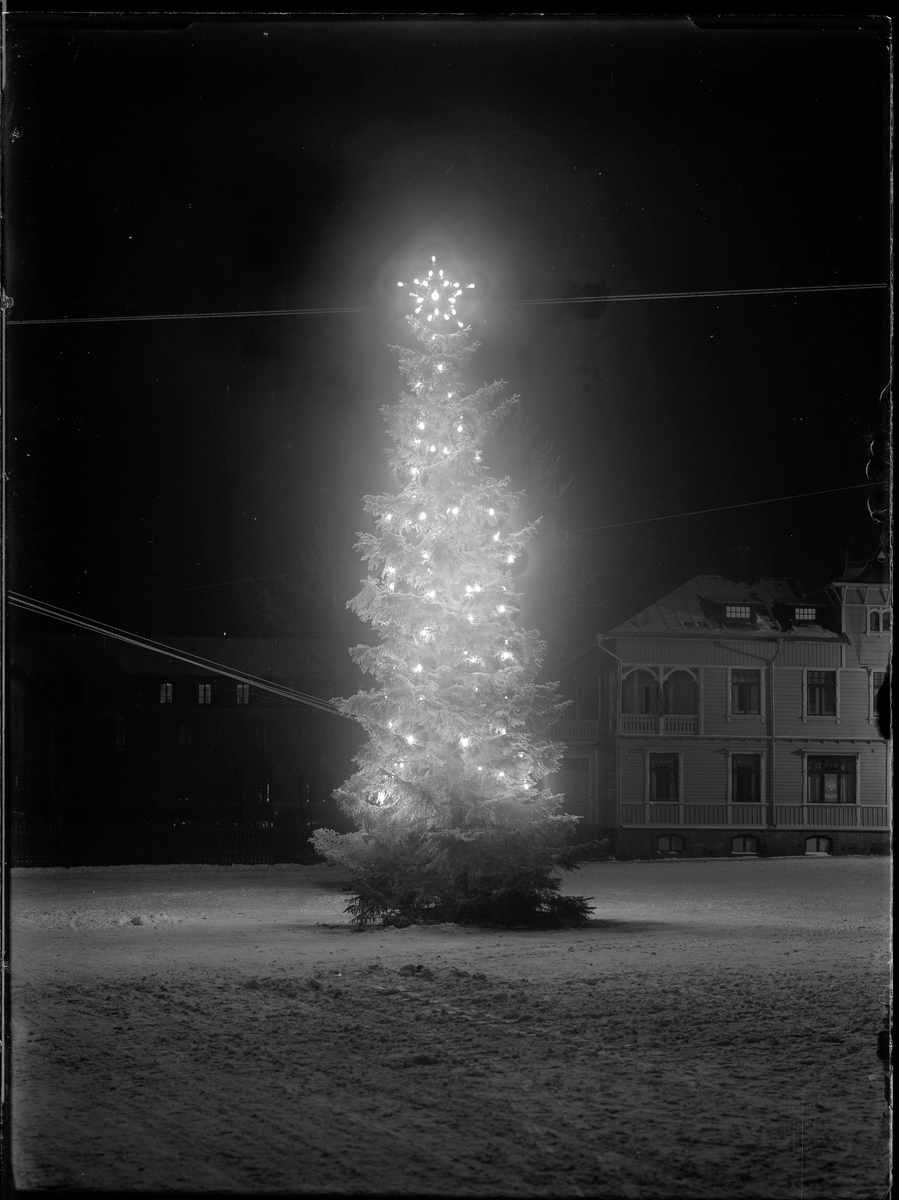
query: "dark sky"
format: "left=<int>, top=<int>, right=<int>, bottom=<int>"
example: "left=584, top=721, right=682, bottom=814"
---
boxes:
left=5, top=16, right=890, bottom=656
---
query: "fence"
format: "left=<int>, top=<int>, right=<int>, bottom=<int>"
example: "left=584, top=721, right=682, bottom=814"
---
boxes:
left=11, top=817, right=321, bottom=868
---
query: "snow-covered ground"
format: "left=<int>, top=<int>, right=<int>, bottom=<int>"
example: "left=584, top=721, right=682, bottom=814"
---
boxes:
left=11, top=856, right=891, bottom=1197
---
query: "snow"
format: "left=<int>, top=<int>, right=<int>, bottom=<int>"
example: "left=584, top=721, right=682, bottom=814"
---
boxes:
left=11, top=857, right=891, bottom=1196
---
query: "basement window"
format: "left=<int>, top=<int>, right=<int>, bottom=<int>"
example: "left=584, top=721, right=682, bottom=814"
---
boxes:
left=657, top=835, right=684, bottom=855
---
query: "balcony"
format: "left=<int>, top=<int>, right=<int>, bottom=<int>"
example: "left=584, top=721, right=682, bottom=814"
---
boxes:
left=551, top=719, right=599, bottom=743
left=620, top=714, right=699, bottom=736
left=774, top=805, right=889, bottom=830
left=620, top=803, right=765, bottom=827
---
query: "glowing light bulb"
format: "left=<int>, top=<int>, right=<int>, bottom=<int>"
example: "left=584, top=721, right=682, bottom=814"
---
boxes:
left=488, top=508, right=495, bottom=516
left=430, top=289, right=440, bottom=302
left=467, top=283, right=475, bottom=289
left=388, top=720, right=395, bottom=728
left=418, top=421, right=426, bottom=430
left=426, top=589, right=436, bottom=598
left=429, top=445, right=436, bottom=452
left=442, top=446, right=449, bottom=454
left=414, top=438, right=422, bottom=445
left=493, top=532, right=500, bottom=541
left=385, top=513, right=394, bottom=522
left=419, top=511, right=427, bottom=520
left=507, top=554, right=515, bottom=563
left=411, top=467, right=420, bottom=475
left=477, top=766, right=483, bottom=771
left=377, top=790, right=387, bottom=803
left=436, top=363, right=444, bottom=372
left=473, top=584, right=482, bottom=592
left=498, top=771, right=505, bottom=778
left=467, top=614, right=475, bottom=623
left=447, top=391, right=454, bottom=398
left=456, top=423, right=463, bottom=432
left=413, top=664, right=423, bottom=674
left=460, top=737, right=471, bottom=749
left=465, top=585, right=472, bottom=594
left=421, top=551, right=430, bottom=561
left=498, top=727, right=507, bottom=735
left=452, top=506, right=459, bottom=514
left=497, top=604, right=506, bottom=613
left=406, top=733, right=416, bottom=743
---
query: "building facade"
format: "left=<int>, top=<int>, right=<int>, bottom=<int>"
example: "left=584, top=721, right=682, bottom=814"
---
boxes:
left=553, top=559, right=891, bottom=857
left=9, top=635, right=360, bottom=831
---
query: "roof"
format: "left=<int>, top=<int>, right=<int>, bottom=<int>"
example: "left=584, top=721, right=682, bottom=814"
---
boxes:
left=609, top=575, right=842, bottom=639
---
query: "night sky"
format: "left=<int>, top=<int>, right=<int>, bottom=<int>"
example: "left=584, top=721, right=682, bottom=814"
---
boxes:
left=5, top=16, right=890, bottom=662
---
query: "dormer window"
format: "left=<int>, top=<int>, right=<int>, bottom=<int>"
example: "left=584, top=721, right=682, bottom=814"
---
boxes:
left=869, top=609, right=891, bottom=633
left=794, top=607, right=816, bottom=622
left=725, top=605, right=752, bottom=621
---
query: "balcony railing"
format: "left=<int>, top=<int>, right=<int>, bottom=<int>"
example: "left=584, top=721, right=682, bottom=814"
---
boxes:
left=773, top=805, right=889, bottom=830
left=620, top=714, right=699, bottom=735
left=619, top=804, right=890, bottom=830
left=620, top=804, right=765, bottom=827
left=551, top=719, right=599, bottom=743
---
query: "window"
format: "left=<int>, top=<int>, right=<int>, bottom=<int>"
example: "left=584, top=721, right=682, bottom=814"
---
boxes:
left=725, top=604, right=751, bottom=621
left=805, top=836, right=832, bottom=855
left=649, top=753, right=679, bottom=803
left=731, top=669, right=761, bottom=715
left=236, top=684, right=250, bottom=705
left=658, top=835, right=683, bottom=854
left=807, top=756, right=856, bottom=804
left=160, top=681, right=173, bottom=704
left=622, top=670, right=659, bottom=714
left=884, top=612, right=892, bottom=632
left=732, top=835, right=758, bottom=854
left=732, top=754, right=761, bottom=804
left=255, top=724, right=272, bottom=748
left=869, top=609, right=891, bottom=633
left=872, top=671, right=886, bottom=722
left=806, top=671, right=836, bottom=717
left=198, top=683, right=212, bottom=705
left=178, top=723, right=194, bottom=747
left=794, top=607, right=816, bottom=622
left=870, top=611, right=880, bottom=632
left=256, top=781, right=271, bottom=804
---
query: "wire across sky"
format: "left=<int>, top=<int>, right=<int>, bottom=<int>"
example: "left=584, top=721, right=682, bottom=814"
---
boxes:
left=4, top=281, right=887, bottom=326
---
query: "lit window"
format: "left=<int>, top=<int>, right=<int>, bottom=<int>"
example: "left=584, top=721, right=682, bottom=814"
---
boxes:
left=732, top=754, right=761, bottom=804
left=732, top=835, right=758, bottom=854
left=236, top=684, right=250, bottom=705
left=178, top=724, right=194, bottom=747
left=794, top=607, right=816, bottom=622
left=198, top=683, right=212, bottom=705
left=160, top=682, right=173, bottom=704
left=807, top=756, right=856, bottom=804
left=649, top=754, right=678, bottom=802
left=255, top=724, right=272, bottom=748
left=807, top=671, right=836, bottom=716
left=256, top=781, right=270, bottom=804
left=731, top=669, right=761, bottom=715
left=658, top=835, right=683, bottom=854
left=725, top=605, right=751, bottom=621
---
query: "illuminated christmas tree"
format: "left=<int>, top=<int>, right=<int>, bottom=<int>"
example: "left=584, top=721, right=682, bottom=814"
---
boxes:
left=312, top=259, right=594, bottom=926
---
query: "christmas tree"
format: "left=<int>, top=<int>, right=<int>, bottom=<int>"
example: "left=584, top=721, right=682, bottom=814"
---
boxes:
left=311, top=258, right=595, bottom=926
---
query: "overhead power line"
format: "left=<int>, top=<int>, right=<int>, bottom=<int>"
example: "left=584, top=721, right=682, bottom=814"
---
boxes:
left=127, top=481, right=884, bottom=598
left=575, top=482, right=882, bottom=534
left=7, top=592, right=343, bottom=717
left=5, top=282, right=887, bottom=326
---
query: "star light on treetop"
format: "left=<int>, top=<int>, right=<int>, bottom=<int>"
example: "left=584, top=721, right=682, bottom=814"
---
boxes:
left=397, top=255, right=475, bottom=326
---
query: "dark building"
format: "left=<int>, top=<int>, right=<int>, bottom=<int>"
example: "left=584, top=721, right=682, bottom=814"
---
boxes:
left=552, top=556, right=891, bottom=858
left=9, top=635, right=360, bottom=860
